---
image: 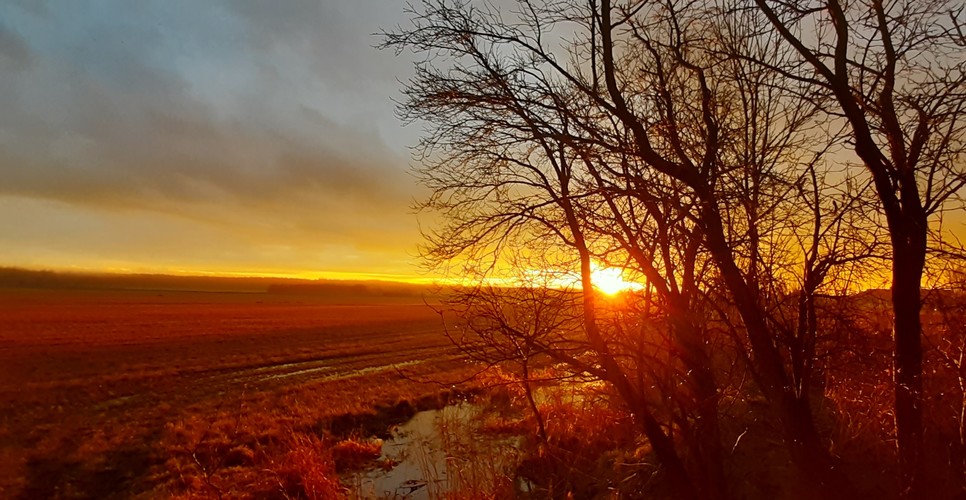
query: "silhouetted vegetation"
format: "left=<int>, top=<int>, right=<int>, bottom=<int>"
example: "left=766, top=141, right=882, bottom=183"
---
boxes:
left=0, top=267, right=432, bottom=299
left=382, top=0, right=966, bottom=498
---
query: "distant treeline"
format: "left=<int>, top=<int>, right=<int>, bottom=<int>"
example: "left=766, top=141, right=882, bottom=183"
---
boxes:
left=0, top=267, right=434, bottom=296
left=266, top=282, right=426, bottom=298
left=0, top=267, right=293, bottom=292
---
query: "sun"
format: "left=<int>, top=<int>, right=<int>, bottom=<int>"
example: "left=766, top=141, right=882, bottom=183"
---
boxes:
left=520, top=263, right=644, bottom=294
left=590, top=265, right=644, bottom=295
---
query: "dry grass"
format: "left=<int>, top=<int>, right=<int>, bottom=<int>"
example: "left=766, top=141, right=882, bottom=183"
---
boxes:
left=456, top=368, right=652, bottom=499
left=269, top=434, right=344, bottom=500
left=0, top=287, right=480, bottom=499
left=518, top=387, right=646, bottom=498
left=9, top=287, right=964, bottom=498
left=330, top=438, right=383, bottom=472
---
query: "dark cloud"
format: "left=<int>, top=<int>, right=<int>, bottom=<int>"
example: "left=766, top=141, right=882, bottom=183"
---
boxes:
left=0, top=24, right=31, bottom=69
left=0, top=0, right=423, bottom=275
left=228, top=1, right=411, bottom=88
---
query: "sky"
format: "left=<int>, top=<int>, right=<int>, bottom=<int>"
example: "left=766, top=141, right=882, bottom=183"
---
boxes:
left=0, top=0, right=429, bottom=281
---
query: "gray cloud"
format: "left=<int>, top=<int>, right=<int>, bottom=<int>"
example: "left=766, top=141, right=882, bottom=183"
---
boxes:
left=0, top=23, right=31, bottom=69
left=0, top=0, right=423, bottom=275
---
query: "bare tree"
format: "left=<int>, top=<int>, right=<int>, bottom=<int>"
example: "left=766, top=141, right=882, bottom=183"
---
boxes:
left=921, top=261, right=966, bottom=495
left=384, top=13, right=707, bottom=492
left=383, top=3, right=739, bottom=497
left=591, top=0, right=868, bottom=494
left=748, top=1, right=966, bottom=496
left=440, top=280, right=581, bottom=443
left=385, top=0, right=891, bottom=497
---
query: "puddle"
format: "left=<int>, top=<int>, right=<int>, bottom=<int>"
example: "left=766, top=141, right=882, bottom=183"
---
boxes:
left=240, top=358, right=428, bottom=383
left=316, top=359, right=425, bottom=383
left=260, top=365, right=336, bottom=381
left=91, top=394, right=138, bottom=412
left=348, top=402, right=524, bottom=499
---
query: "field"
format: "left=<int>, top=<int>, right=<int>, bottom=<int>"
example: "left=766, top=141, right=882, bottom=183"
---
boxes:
left=0, top=287, right=475, bottom=498
left=9, top=284, right=959, bottom=499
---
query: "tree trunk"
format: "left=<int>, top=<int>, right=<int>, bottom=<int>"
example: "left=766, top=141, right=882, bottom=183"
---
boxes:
left=669, top=306, right=728, bottom=500
left=778, top=392, right=855, bottom=497
left=576, top=264, right=700, bottom=500
left=579, top=285, right=700, bottom=500
left=699, top=198, right=857, bottom=499
left=892, top=233, right=926, bottom=498
left=560, top=182, right=701, bottom=500
left=520, top=359, right=548, bottom=443
left=688, top=366, right=728, bottom=500
left=635, top=408, right=701, bottom=500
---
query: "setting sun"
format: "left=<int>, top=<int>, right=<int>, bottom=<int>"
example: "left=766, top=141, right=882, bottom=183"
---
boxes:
left=590, top=265, right=644, bottom=295
left=520, top=263, right=644, bottom=294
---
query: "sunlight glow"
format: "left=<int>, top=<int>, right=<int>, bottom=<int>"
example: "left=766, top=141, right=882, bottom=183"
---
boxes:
left=520, top=262, right=644, bottom=295
left=589, top=265, right=645, bottom=295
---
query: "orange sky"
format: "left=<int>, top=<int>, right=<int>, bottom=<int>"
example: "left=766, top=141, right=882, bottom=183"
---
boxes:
left=2, top=2, right=963, bottom=285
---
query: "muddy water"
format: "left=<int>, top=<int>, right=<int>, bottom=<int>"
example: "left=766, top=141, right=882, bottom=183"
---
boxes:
left=348, top=402, right=525, bottom=499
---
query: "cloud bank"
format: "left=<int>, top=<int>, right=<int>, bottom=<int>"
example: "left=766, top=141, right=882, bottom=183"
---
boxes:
left=0, top=0, right=425, bottom=278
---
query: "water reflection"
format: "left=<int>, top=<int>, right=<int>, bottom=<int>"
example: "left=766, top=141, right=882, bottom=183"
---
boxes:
left=349, top=402, right=523, bottom=499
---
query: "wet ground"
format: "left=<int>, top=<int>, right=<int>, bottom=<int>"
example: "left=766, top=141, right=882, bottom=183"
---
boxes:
left=348, top=401, right=528, bottom=499
left=0, top=288, right=460, bottom=496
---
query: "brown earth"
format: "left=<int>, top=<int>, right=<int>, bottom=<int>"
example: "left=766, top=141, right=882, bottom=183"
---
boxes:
left=0, top=287, right=468, bottom=498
